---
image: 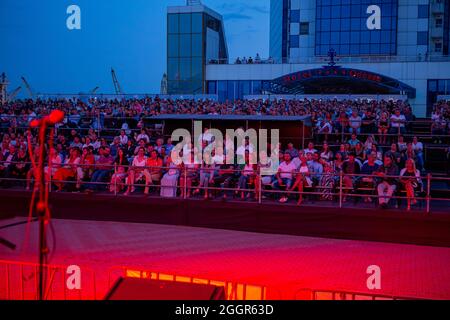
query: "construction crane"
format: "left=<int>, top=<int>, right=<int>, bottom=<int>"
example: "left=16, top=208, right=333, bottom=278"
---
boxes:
left=111, top=69, right=123, bottom=95
left=21, top=76, right=34, bottom=98
left=7, top=86, right=22, bottom=101
left=0, top=73, right=8, bottom=104
left=90, top=86, right=100, bottom=94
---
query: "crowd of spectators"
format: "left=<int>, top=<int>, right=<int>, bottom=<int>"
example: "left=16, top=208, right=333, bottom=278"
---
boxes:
left=0, top=97, right=449, bottom=211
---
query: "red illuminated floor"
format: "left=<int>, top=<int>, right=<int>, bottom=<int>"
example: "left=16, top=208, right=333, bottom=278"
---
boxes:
left=1, top=217, right=450, bottom=299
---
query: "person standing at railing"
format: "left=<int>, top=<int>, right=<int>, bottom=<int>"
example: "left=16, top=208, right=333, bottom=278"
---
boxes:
left=400, top=159, right=423, bottom=211
left=236, top=152, right=257, bottom=200
left=376, top=155, right=399, bottom=209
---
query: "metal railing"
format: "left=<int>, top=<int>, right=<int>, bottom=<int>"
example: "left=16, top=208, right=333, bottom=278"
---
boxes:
left=1, top=161, right=449, bottom=213
left=208, top=55, right=450, bottom=65
left=0, top=260, right=433, bottom=300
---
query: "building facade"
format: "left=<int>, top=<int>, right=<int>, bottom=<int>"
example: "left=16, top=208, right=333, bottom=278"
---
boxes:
left=168, top=0, right=450, bottom=117
left=167, top=2, right=228, bottom=95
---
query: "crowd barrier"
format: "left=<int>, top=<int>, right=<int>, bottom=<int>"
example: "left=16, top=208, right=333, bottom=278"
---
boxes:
left=1, top=161, right=449, bottom=213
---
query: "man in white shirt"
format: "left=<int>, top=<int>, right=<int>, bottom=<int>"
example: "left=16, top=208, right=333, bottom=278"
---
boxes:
left=273, top=153, right=297, bottom=203
left=348, top=110, right=362, bottom=134
left=389, top=110, right=406, bottom=135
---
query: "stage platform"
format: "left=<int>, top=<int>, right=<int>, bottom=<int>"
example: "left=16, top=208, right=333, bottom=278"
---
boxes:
left=1, top=190, right=450, bottom=248
left=1, top=218, right=450, bottom=300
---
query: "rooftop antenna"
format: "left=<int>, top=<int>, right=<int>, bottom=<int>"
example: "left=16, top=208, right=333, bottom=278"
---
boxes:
left=160, top=73, right=168, bottom=95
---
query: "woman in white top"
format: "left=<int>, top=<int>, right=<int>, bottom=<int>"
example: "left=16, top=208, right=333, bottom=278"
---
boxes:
left=289, top=156, right=312, bottom=206
left=124, top=147, right=147, bottom=195
left=119, top=130, right=128, bottom=145
left=400, top=159, right=422, bottom=211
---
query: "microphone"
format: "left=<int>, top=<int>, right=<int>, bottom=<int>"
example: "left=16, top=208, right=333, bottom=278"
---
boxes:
left=30, top=110, right=65, bottom=128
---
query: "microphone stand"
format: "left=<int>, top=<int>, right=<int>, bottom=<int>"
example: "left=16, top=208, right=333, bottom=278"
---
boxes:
left=35, top=122, right=50, bottom=301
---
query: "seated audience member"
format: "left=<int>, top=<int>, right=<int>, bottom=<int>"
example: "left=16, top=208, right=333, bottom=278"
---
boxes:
left=289, top=156, right=312, bottom=205
left=143, top=150, right=163, bottom=194
left=359, top=153, right=380, bottom=203
left=307, top=153, right=324, bottom=186
left=53, top=147, right=81, bottom=192
left=237, top=152, right=257, bottom=200
left=86, top=146, right=114, bottom=192
left=26, top=146, right=40, bottom=190
left=348, top=133, right=360, bottom=149
left=389, top=109, right=406, bottom=135
left=397, top=135, right=407, bottom=154
left=285, top=143, right=299, bottom=159
left=319, top=160, right=336, bottom=201
left=376, top=155, right=399, bottom=209
left=377, top=112, right=389, bottom=145
left=342, top=153, right=361, bottom=201
left=119, top=130, right=128, bottom=146
left=348, top=110, right=362, bottom=134
left=4, top=147, right=30, bottom=186
left=400, top=159, right=423, bottom=211
left=194, top=153, right=215, bottom=199
left=304, top=142, right=317, bottom=155
left=214, top=162, right=236, bottom=199
left=43, top=148, right=62, bottom=186
left=385, top=144, right=402, bottom=167
left=110, top=148, right=129, bottom=193
left=160, top=156, right=180, bottom=198
left=320, top=143, right=333, bottom=162
left=179, top=151, right=199, bottom=199
left=274, top=153, right=296, bottom=203
left=78, top=146, right=95, bottom=188
left=412, top=136, right=425, bottom=171
left=124, top=147, right=147, bottom=195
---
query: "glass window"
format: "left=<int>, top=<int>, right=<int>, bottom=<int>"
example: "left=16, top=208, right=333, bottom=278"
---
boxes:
left=192, top=34, right=203, bottom=57
left=179, top=14, right=191, bottom=34
left=179, top=58, right=191, bottom=81
left=167, top=58, right=179, bottom=81
left=227, top=81, right=235, bottom=101
left=192, top=81, right=203, bottom=94
left=436, top=18, right=443, bottom=28
left=192, top=57, right=203, bottom=82
left=252, top=81, right=262, bottom=95
left=290, top=35, right=299, bottom=48
left=291, top=10, right=300, bottom=22
left=418, top=5, right=429, bottom=19
left=168, top=35, right=179, bottom=57
left=207, top=81, right=217, bottom=94
left=168, top=14, right=179, bottom=34
left=428, top=80, right=437, bottom=92
left=218, top=81, right=228, bottom=102
left=192, top=13, right=203, bottom=33
left=417, top=31, right=428, bottom=45
left=179, top=34, right=191, bottom=57
left=315, top=0, right=398, bottom=56
left=300, top=22, right=309, bottom=35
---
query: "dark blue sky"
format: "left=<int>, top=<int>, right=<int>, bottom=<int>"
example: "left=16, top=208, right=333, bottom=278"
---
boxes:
left=0, top=0, right=269, bottom=96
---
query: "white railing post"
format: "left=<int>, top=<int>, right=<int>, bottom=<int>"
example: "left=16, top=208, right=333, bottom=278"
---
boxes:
left=339, top=170, right=343, bottom=208
left=426, top=173, right=431, bottom=214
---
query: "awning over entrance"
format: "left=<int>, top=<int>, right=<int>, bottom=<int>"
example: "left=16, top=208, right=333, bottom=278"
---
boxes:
left=267, top=66, right=416, bottom=99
